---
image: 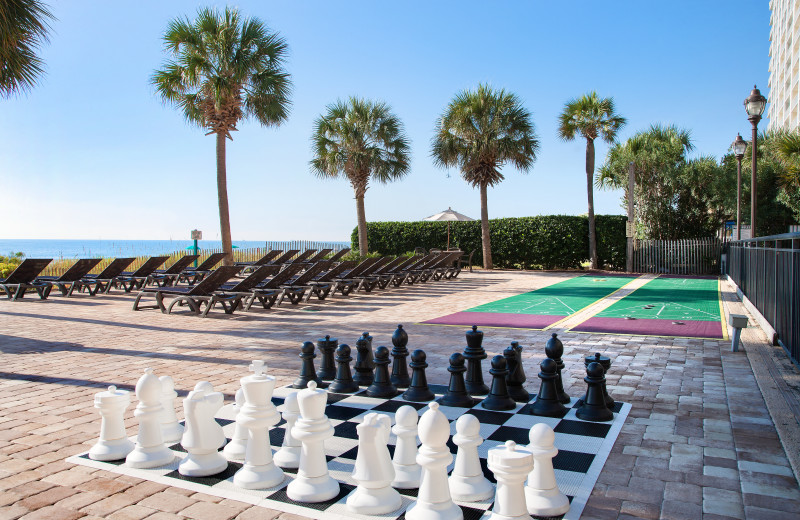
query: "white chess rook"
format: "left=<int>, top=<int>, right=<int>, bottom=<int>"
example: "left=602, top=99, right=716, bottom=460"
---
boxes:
left=525, top=423, right=570, bottom=517
left=179, top=385, right=228, bottom=476
left=159, top=376, right=184, bottom=443
left=233, top=361, right=285, bottom=489
left=194, top=381, right=226, bottom=449
left=89, top=385, right=134, bottom=461
left=391, top=405, right=421, bottom=489
left=347, top=413, right=402, bottom=514
left=449, top=414, right=494, bottom=501
left=273, top=391, right=301, bottom=469
left=405, top=402, right=463, bottom=520
left=126, top=368, right=175, bottom=469
left=286, top=380, right=340, bottom=502
left=487, top=441, right=533, bottom=520
left=223, top=388, right=248, bottom=461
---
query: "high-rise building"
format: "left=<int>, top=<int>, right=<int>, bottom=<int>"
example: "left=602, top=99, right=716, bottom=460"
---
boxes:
left=768, top=0, right=800, bottom=130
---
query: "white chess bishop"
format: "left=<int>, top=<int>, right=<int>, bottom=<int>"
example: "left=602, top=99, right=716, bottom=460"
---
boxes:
left=525, top=423, right=570, bottom=517
left=126, top=368, right=175, bottom=469
left=347, top=413, right=402, bottom=514
left=391, top=405, right=421, bottom=489
left=179, top=383, right=228, bottom=476
left=223, top=388, right=248, bottom=461
left=449, top=414, right=494, bottom=501
left=89, top=385, right=134, bottom=461
left=487, top=441, right=533, bottom=520
left=159, top=375, right=184, bottom=443
left=273, top=391, right=301, bottom=469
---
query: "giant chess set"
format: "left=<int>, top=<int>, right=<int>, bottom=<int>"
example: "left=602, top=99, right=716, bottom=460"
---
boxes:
left=68, top=325, right=630, bottom=520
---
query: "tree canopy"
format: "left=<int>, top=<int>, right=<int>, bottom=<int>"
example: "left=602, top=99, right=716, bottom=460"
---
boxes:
left=0, top=0, right=55, bottom=97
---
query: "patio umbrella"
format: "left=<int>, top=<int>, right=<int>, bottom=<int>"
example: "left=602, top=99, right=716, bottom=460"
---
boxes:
left=423, top=207, right=475, bottom=250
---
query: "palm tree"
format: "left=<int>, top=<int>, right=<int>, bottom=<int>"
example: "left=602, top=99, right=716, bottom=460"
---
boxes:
left=1, top=0, right=55, bottom=97
left=558, top=92, right=626, bottom=269
left=311, top=97, right=410, bottom=255
left=431, top=84, right=539, bottom=269
left=774, top=130, right=800, bottom=189
left=152, top=7, right=291, bottom=264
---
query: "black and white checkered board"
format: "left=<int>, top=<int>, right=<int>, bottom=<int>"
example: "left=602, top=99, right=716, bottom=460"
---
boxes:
left=68, top=384, right=630, bottom=520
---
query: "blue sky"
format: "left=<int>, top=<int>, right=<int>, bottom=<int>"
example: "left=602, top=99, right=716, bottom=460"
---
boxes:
left=1, top=1, right=771, bottom=241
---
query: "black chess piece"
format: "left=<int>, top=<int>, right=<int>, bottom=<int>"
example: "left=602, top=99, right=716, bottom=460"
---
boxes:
left=291, top=341, right=324, bottom=389
left=504, top=344, right=530, bottom=403
left=366, top=346, right=397, bottom=398
left=583, top=352, right=614, bottom=407
left=463, top=325, right=489, bottom=396
left=390, top=324, right=411, bottom=388
left=362, top=332, right=375, bottom=368
left=328, top=344, right=360, bottom=394
left=403, top=349, right=435, bottom=402
left=316, top=335, right=338, bottom=381
left=530, top=358, right=568, bottom=417
left=545, top=333, right=571, bottom=404
left=481, top=355, right=517, bottom=411
left=353, top=335, right=375, bottom=386
left=576, top=362, right=614, bottom=422
left=437, top=353, right=475, bottom=407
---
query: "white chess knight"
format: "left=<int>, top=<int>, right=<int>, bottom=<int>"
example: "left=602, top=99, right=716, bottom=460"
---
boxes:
left=449, top=414, right=494, bottom=501
left=222, top=388, right=248, bottom=461
left=487, top=441, right=533, bottom=520
left=391, top=405, right=421, bottom=489
left=525, top=423, right=570, bottom=517
left=194, top=381, right=226, bottom=449
left=405, top=402, right=463, bottom=520
left=273, top=390, right=301, bottom=469
left=347, top=413, right=402, bottom=514
left=159, top=375, right=184, bottom=443
left=178, top=383, right=228, bottom=476
left=286, top=380, right=340, bottom=502
left=233, top=361, right=285, bottom=489
left=89, top=385, right=134, bottom=461
left=126, top=368, right=175, bottom=469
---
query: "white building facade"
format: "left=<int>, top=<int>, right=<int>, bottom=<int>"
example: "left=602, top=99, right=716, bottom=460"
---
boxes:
left=769, top=0, right=800, bottom=130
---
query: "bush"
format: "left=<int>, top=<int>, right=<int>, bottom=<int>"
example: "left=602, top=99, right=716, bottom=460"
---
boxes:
left=0, top=252, right=24, bottom=278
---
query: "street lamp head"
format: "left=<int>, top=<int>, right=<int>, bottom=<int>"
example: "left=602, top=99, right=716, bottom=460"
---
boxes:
left=744, top=85, right=767, bottom=122
left=732, top=133, right=747, bottom=158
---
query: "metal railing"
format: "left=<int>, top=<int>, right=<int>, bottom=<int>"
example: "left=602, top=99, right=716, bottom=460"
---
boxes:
left=632, top=237, right=721, bottom=275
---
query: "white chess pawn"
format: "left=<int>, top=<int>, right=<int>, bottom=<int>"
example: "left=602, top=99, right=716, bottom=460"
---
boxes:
left=223, top=388, right=248, bottom=461
left=179, top=386, right=228, bottom=476
left=487, top=441, right=533, bottom=520
left=347, top=413, right=402, bottom=514
left=525, top=423, right=570, bottom=517
left=159, top=376, right=184, bottom=443
left=273, top=391, right=301, bottom=469
left=194, top=381, right=226, bottom=449
left=126, top=368, right=174, bottom=468
left=233, top=361, right=285, bottom=489
left=391, top=405, right=421, bottom=489
left=449, top=414, right=494, bottom=501
left=405, top=402, right=463, bottom=520
left=89, top=385, right=134, bottom=461
left=286, top=380, right=340, bottom=502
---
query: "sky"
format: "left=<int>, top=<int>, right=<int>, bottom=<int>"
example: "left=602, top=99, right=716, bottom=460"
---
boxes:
left=0, top=1, right=772, bottom=242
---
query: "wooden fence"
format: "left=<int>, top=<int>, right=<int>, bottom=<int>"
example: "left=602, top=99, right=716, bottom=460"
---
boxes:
left=631, top=237, right=722, bottom=275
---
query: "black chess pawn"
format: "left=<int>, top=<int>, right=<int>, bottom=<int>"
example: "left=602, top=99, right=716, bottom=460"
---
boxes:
left=353, top=335, right=375, bottom=386
left=504, top=344, right=530, bottom=403
left=316, top=335, right=338, bottom=381
left=291, top=341, right=324, bottom=389
left=437, top=353, right=475, bottom=407
left=481, top=355, right=517, bottom=411
left=545, top=333, right=571, bottom=404
left=403, top=349, right=435, bottom=402
left=583, top=352, right=614, bottom=407
left=390, top=324, right=411, bottom=388
left=530, top=358, right=568, bottom=417
left=366, top=346, right=397, bottom=398
left=463, top=325, right=489, bottom=396
left=576, top=362, right=614, bottom=422
left=329, top=344, right=359, bottom=394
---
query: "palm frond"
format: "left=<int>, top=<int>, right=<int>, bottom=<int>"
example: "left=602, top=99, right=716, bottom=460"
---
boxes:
left=0, top=0, right=55, bottom=97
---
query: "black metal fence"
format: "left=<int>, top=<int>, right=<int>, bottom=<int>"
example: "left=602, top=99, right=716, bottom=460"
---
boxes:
left=632, top=237, right=721, bottom=275
left=726, top=232, right=800, bottom=364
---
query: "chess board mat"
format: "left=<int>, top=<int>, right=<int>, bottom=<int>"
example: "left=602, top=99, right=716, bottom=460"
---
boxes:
left=68, top=384, right=630, bottom=520
left=422, top=274, right=638, bottom=329
left=569, top=276, right=727, bottom=339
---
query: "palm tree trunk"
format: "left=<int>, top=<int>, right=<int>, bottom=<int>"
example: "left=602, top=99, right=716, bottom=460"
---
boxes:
left=216, top=132, right=233, bottom=266
left=480, top=183, right=492, bottom=269
left=356, top=194, right=368, bottom=255
left=586, top=137, right=598, bottom=269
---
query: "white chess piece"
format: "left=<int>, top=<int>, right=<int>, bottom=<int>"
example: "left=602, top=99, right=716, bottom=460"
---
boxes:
left=286, top=380, right=340, bottom=502
left=391, top=405, right=421, bottom=488
left=126, top=368, right=174, bottom=468
left=525, top=423, right=570, bottom=516
left=273, top=391, right=301, bottom=469
left=194, top=381, right=226, bottom=449
left=179, top=385, right=228, bottom=476
left=233, top=360, right=285, bottom=489
left=159, top=375, right=184, bottom=443
left=487, top=441, right=533, bottom=520
left=347, top=413, right=402, bottom=514
left=223, top=388, right=248, bottom=461
left=449, top=414, right=494, bottom=501
left=89, top=385, right=134, bottom=461
left=405, top=402, right=463, bottom=520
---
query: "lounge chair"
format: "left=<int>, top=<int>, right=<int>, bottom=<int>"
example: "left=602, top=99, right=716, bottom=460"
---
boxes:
left=235, top=249, right=283, bottom=267
left=0, top=259, right=53, bottom=300
left=245, top=263, right=305, bottom=310
left=330, top=257, right=382, bottom=296
left=397, top=253, right=441, bottom=285
left=132, top=265, right=243, bottom=317
left=268, top=249, right=301, bottom=266
left=327, top=248, right=351, bottom=263
left=278, top=261, right=333, bottom=304
left=299, top=248, right=333, bottom=264
left=351, top=256, right=400, bottom=292
left=377, top=255, right=422, bottom=288
left=413, top=251, right=459, bottom=283
left=115, top=256, right=170, bottom=292
left=147, top=255, right=199, bottom=287
left=455, top=249, right=475, bottom=276
left=287, top=249, right=317, bottom=264
left=306, top=260, right=357, bottom=300
left=178, top=253, right=227, bottom=284
left=365, top=255, right=416, bottom=290
left=33, top=258, right=102, bottom=297
left=79, top=257, right=135, bottom=295
left=430, top=250, right=464, bottom=281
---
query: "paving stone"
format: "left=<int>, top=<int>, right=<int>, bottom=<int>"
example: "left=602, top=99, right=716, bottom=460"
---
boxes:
left=137, top=492, right=197, bottom=514
left=107, top=505, right=158, bottom=520
left=18, top=505, right=86, bottom=520
left=178, top=502, right=240, bottom=520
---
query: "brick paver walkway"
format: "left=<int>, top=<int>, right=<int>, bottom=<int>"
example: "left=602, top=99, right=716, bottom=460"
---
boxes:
left=0, top=270, right=798, bottom=519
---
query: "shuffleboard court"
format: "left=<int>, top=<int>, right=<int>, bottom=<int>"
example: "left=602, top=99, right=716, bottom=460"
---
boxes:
left=423, top=274, right=637, bottom=329
left=569, top=276, right=726, bottom=339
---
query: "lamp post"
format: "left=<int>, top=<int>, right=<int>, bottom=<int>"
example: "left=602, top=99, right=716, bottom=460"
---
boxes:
left=744, top=85, right=767, bottom=238
left=732, top=134, right=747, bottom=240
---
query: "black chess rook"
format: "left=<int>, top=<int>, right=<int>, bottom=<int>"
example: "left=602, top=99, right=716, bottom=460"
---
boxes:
left=481, top=355, right=517, bottom=411
left=545, top=333, right=570, bottom=404
left=437, top=352, right=475, bottom=407
left=366, top=345, right=398, bottom=398
left=576, top=362, right=614, bottom=422
left=530, top=358, right=568, bottom=417
left=403, top=349, right=435, bottom=402
left=463, top=325, right=490, bottom=396
left=390, top=324, right=411, bottom=388
left=329, top=344, right=359, bottom=394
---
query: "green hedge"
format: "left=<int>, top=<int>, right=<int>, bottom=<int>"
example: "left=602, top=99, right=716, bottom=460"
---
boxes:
left=351, top=215, right=627, bottom=270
